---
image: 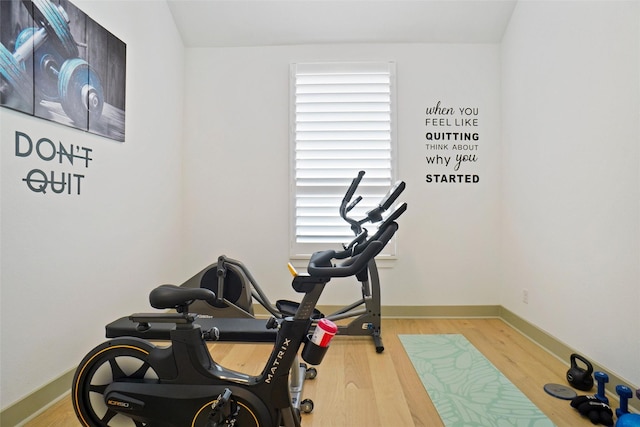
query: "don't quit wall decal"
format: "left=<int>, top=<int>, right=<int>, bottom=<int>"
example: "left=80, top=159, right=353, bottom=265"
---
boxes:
left=424, top=101, right=480, bottom=184
left=14, top=130, right=93, bottom=195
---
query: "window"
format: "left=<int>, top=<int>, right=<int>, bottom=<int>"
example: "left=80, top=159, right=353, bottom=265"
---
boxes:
left=290, top=62, right=397, bottom=257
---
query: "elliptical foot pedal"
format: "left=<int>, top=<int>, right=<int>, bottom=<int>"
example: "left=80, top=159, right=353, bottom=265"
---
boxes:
left=276, top=300, right=324, bottom=318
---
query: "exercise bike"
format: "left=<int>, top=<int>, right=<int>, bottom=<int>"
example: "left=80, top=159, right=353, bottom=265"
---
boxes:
left=180, top=171, right=406, bottom=353
left=101, top=171, right=406, bottom=415
left=71, top=216, right=401, bottom=426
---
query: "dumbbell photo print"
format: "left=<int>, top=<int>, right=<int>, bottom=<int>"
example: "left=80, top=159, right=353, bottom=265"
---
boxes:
left=0, top=0, right=126, bottom=142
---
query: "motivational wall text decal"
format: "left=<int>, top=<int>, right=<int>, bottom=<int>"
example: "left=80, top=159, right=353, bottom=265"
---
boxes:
left=424, top=101, right=480, bottom=184
left=14, top=130, right=93, bottom=195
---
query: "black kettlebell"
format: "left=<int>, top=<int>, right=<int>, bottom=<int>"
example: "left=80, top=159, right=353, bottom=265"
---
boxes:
left=567, top=353, right=594, bottom=391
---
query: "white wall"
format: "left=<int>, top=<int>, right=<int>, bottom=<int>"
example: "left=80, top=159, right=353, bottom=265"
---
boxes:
left=183, top=1, right=640, bottom=389
left=501, top=1, right=640, bottom=385
left=182, top=44, right=502, bottom=307
left=0, top=0, right=185, bottom=409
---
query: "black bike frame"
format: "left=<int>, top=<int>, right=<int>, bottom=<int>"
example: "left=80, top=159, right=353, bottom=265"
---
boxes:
left=74, top=209, right=401, bottom=427
left=98, top=277, right=328, bottom=427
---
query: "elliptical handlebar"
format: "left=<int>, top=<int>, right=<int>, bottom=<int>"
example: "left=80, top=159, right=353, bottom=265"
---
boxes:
left=340, top=170, right=365, bottom=213
left=339, top=170, right=366, bottom=234
left=339, top=170, right=406, bottom=235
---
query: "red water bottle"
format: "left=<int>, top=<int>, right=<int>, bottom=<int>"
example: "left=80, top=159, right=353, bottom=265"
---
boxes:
left=311, top=318, right=338, bottom=348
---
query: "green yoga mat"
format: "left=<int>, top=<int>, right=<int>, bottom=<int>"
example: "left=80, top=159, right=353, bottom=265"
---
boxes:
left=399, top=334, right=555, bottom=427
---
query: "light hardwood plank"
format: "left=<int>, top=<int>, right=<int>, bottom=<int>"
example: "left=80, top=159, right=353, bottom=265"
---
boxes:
left=24, top=318, right=601, bottom=426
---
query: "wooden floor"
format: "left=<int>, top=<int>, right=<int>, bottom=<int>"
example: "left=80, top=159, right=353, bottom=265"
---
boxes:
left=25, top=318, right=595, bottom=426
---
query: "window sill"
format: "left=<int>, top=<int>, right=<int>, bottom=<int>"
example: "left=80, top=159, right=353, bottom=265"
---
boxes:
left=289, top=255, right=397, bottom=271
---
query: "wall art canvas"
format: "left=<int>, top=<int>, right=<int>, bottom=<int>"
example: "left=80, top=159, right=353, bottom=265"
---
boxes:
left=0, top=0, right=126, bottom=142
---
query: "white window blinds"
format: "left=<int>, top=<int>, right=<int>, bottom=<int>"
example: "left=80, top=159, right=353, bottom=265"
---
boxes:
left=290, top=62, right=397, bottom=256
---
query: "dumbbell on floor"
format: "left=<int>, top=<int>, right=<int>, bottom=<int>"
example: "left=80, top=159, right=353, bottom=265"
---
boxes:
left=616, top=385, right=633, bottom=418
left=595, top=371, right=610, bottom=404
left=614, top=385, right=640, bottom=427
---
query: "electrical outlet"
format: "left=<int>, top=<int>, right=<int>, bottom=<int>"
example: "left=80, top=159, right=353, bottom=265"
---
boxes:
left=522, top=289, right=529, bottom=304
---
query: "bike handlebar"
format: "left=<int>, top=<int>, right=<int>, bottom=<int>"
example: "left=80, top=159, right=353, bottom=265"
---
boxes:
left=308, top=241, right=383, bottom=278
left=352, top=203, right=405, bottom=256
left=307, top=220, right=399, bottom=278
left=367, top=180, right=406, bottom=222
left=380, top=180, right=406, bottom=211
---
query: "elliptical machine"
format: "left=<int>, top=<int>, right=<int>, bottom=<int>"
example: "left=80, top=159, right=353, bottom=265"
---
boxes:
left=181, top=171, right=407, bottom=353
left=72, top=214, right=402, bottom=427
left=278, top=171, right=407, bottom=353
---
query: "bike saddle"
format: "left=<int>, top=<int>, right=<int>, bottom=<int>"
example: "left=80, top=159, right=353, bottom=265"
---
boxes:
left=150, top=284, right=217, bottom=310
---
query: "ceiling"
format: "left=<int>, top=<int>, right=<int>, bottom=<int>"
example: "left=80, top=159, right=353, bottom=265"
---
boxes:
left=166, top=0, right=518, bottom=48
